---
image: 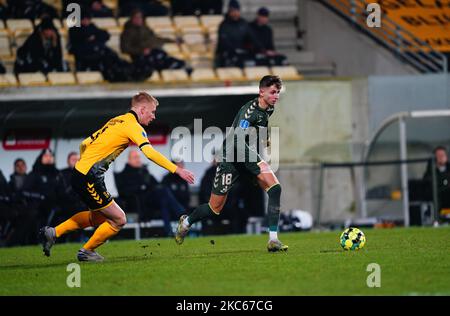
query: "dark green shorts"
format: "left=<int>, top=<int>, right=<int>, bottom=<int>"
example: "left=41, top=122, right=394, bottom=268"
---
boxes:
left=211, top=161, right=262, bottom=195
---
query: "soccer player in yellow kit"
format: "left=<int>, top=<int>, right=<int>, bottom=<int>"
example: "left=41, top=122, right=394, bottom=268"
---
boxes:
left=40, top=92, right=194, bottom=262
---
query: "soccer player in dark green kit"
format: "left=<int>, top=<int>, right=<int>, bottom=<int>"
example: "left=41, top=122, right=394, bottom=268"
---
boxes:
left=175, top=75, right=288, bottom=252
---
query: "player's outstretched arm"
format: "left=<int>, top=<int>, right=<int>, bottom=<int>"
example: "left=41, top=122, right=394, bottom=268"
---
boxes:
left=140, top=144, right=195, bottom=184
left=175, top=167, right=195, bottom=184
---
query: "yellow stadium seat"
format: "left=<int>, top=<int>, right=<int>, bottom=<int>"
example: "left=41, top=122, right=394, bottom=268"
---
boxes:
left=6, top=19, right=34, bottom=32
left=182, top=33, right=207, bottom=53
left=146, top=17, right=173, bottom=29
left=76, top=71, right=104, bottom=85
left=216, top=67, right=245, bottom=81
left=162, top=43, right=181, bottom=55
left=271, top=66, right=303, bottom=80
left=0, top=35, right=11, bottom=57
left=161, top=69, right=189, bottom=83
left=244, top=66, right=271, bottom=81
left=146, top=71, right=161, bottom=84
left=92, top=18, right=118, bottom=29
left=190, top=68, right=218, bottom=83
left=200, top=15, right=223, bottom=29
left=118, top=17, right=128, bottom=28
left=48, top=72, right=76, bottom=85
left=0, top=74, right=18, bottom=87
left=18, top=73, right=48, bottom=86
left=173, top=16, right=202, bottom=35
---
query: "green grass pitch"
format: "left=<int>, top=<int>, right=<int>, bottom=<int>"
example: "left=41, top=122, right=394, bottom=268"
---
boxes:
left=1, top=226, right=449, bottom=295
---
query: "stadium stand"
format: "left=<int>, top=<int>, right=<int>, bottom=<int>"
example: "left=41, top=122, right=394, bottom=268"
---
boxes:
left=18, top=72, right=48, bottom=86
left=161, top=68, right=189, bottom=83
left=0, top=73, right=18, bottom=87
left=76, top=71, right=104, bottom=85
left=244, top=66, right=271, bottom=81
left=47, top=72, right=77, bottom=85
left=271, top=65, right=303, bottom=80
left=216, top=67, right=246, bottom=81
left=190, top=67, right=218, bottom=83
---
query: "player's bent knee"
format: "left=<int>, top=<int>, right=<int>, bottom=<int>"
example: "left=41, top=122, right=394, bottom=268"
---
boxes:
left=267, top=183, right=281, bottom=200
left=209, top=202, right=224, bottom=214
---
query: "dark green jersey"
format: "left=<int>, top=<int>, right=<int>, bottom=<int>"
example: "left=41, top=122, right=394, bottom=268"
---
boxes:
left=221, top=98, right=274, bottom=163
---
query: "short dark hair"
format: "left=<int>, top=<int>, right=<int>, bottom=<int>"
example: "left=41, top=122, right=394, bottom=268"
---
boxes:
left=259, top=75, right=282, bottom=90
left=67, top=151, right=78, bottom=160
left=433, top=146, right=447, bottom=154
left=14, top=158, right=25, bottom=166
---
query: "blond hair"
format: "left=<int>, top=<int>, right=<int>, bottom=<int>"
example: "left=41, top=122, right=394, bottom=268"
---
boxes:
left=131, top=92, right=159, bottom=108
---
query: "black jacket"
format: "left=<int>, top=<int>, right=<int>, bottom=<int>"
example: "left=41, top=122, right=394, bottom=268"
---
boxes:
left=216, top=15, right=259, bottom=55
left=162, top=172, right=190, bottom=209
left=115, top=164, right=158, bottom=197
left=14, top=26, right=64, bottom=74
left=249, top=20, right=275, bottom=53
left=68, top=22, right=110, bottom=57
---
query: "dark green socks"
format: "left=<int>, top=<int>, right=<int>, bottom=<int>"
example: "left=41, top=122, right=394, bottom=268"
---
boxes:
left=187, top=203, right=217, bottom=225
left=267, top=184, right=282, bottom=232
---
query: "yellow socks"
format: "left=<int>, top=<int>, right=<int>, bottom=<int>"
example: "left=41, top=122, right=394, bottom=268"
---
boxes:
left=83, top=221, right=120, bottom=251
left=55, top=211, right=108, bottom=238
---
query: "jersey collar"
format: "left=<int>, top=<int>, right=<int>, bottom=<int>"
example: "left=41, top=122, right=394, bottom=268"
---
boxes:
left=254, top=98, right=272, bottom=112
left=128, top=110, right=139, bottom=122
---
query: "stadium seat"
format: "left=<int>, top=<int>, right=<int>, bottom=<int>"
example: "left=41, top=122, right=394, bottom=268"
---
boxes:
left=146, top=17, right=173, bottom=30
left=173, top=16, right=202, bottom=35
left=92, top=18, right=118, bottom=29
left=244, top=66, right=271, bottom=81
left=182, top=33, right=207, bottom=53
left=47, top=72, right=77, bottom=85
left=216, top=67, right=245, bottom=82
left=200, top=15, right=223, bottom=34
left=6, top=19, right=34, bottom=33
left=190, top=68, right=218, bottom=83
left=0, top=20, right=5, bottom=30
left=146, top=71, right=161, bottom=84
left=18, top=73, right=48, bottom=86
left=271, top=66, right=303, bottom=80
left=0, top=33, right=11, bottom=57
left=162, top=43, right=181, bottom=55
left=161, top=69, right=189, bottom=83
left=0, top=73, right=18, bottom=87
left=118, top=17, right=128, bottom=28
left=76, top=71, right=104, bottom=85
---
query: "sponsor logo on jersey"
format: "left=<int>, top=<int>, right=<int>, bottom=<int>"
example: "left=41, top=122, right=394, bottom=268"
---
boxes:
left=239, top=120, right=250, bottom=129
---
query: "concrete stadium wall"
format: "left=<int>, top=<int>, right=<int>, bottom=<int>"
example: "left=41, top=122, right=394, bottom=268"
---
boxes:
left=300, top=0, right=417, bottom=76
left=368, top=74, right=450, bottom=133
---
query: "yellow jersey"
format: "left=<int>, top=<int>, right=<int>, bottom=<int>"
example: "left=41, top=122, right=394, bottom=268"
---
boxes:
left=75, top=111, right=177, bottom=177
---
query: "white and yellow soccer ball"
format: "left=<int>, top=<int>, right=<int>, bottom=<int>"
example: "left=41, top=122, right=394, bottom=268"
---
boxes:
left=340, top=227, right=366, bottom=250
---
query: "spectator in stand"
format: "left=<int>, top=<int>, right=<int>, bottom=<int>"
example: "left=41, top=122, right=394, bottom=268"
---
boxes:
left=9, top=158, right=27, bottom=195
left=249, top=7, right=288, bottom=67
left=0, top=60, right=5, bottom=74
left=22, top=149, right=67, bottom=238
left=162, top=160, right=190, bottom=210
left=60, top=151, right=87, bottom=214
left=115, top=150, right=186, bottom=236
left=118, top=0, right=168, bottom=17
left=120, top=9, right=186, bottom=73
left=68, top=9, right=110, bottom=71
left=423, top=146, right=450, bottom=218
left=14, top=17, right=66, bottom=74
left=8, top=0, right=59, bottom=19
left=215, top=0, right=259, bottom=68
left=90, top=0, right=114, bottom=17
left=170, top=0, right=223, bottom=16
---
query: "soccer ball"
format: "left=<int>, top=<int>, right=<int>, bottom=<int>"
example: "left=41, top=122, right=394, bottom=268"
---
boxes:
left=339, top=227, right=366, bottom=250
